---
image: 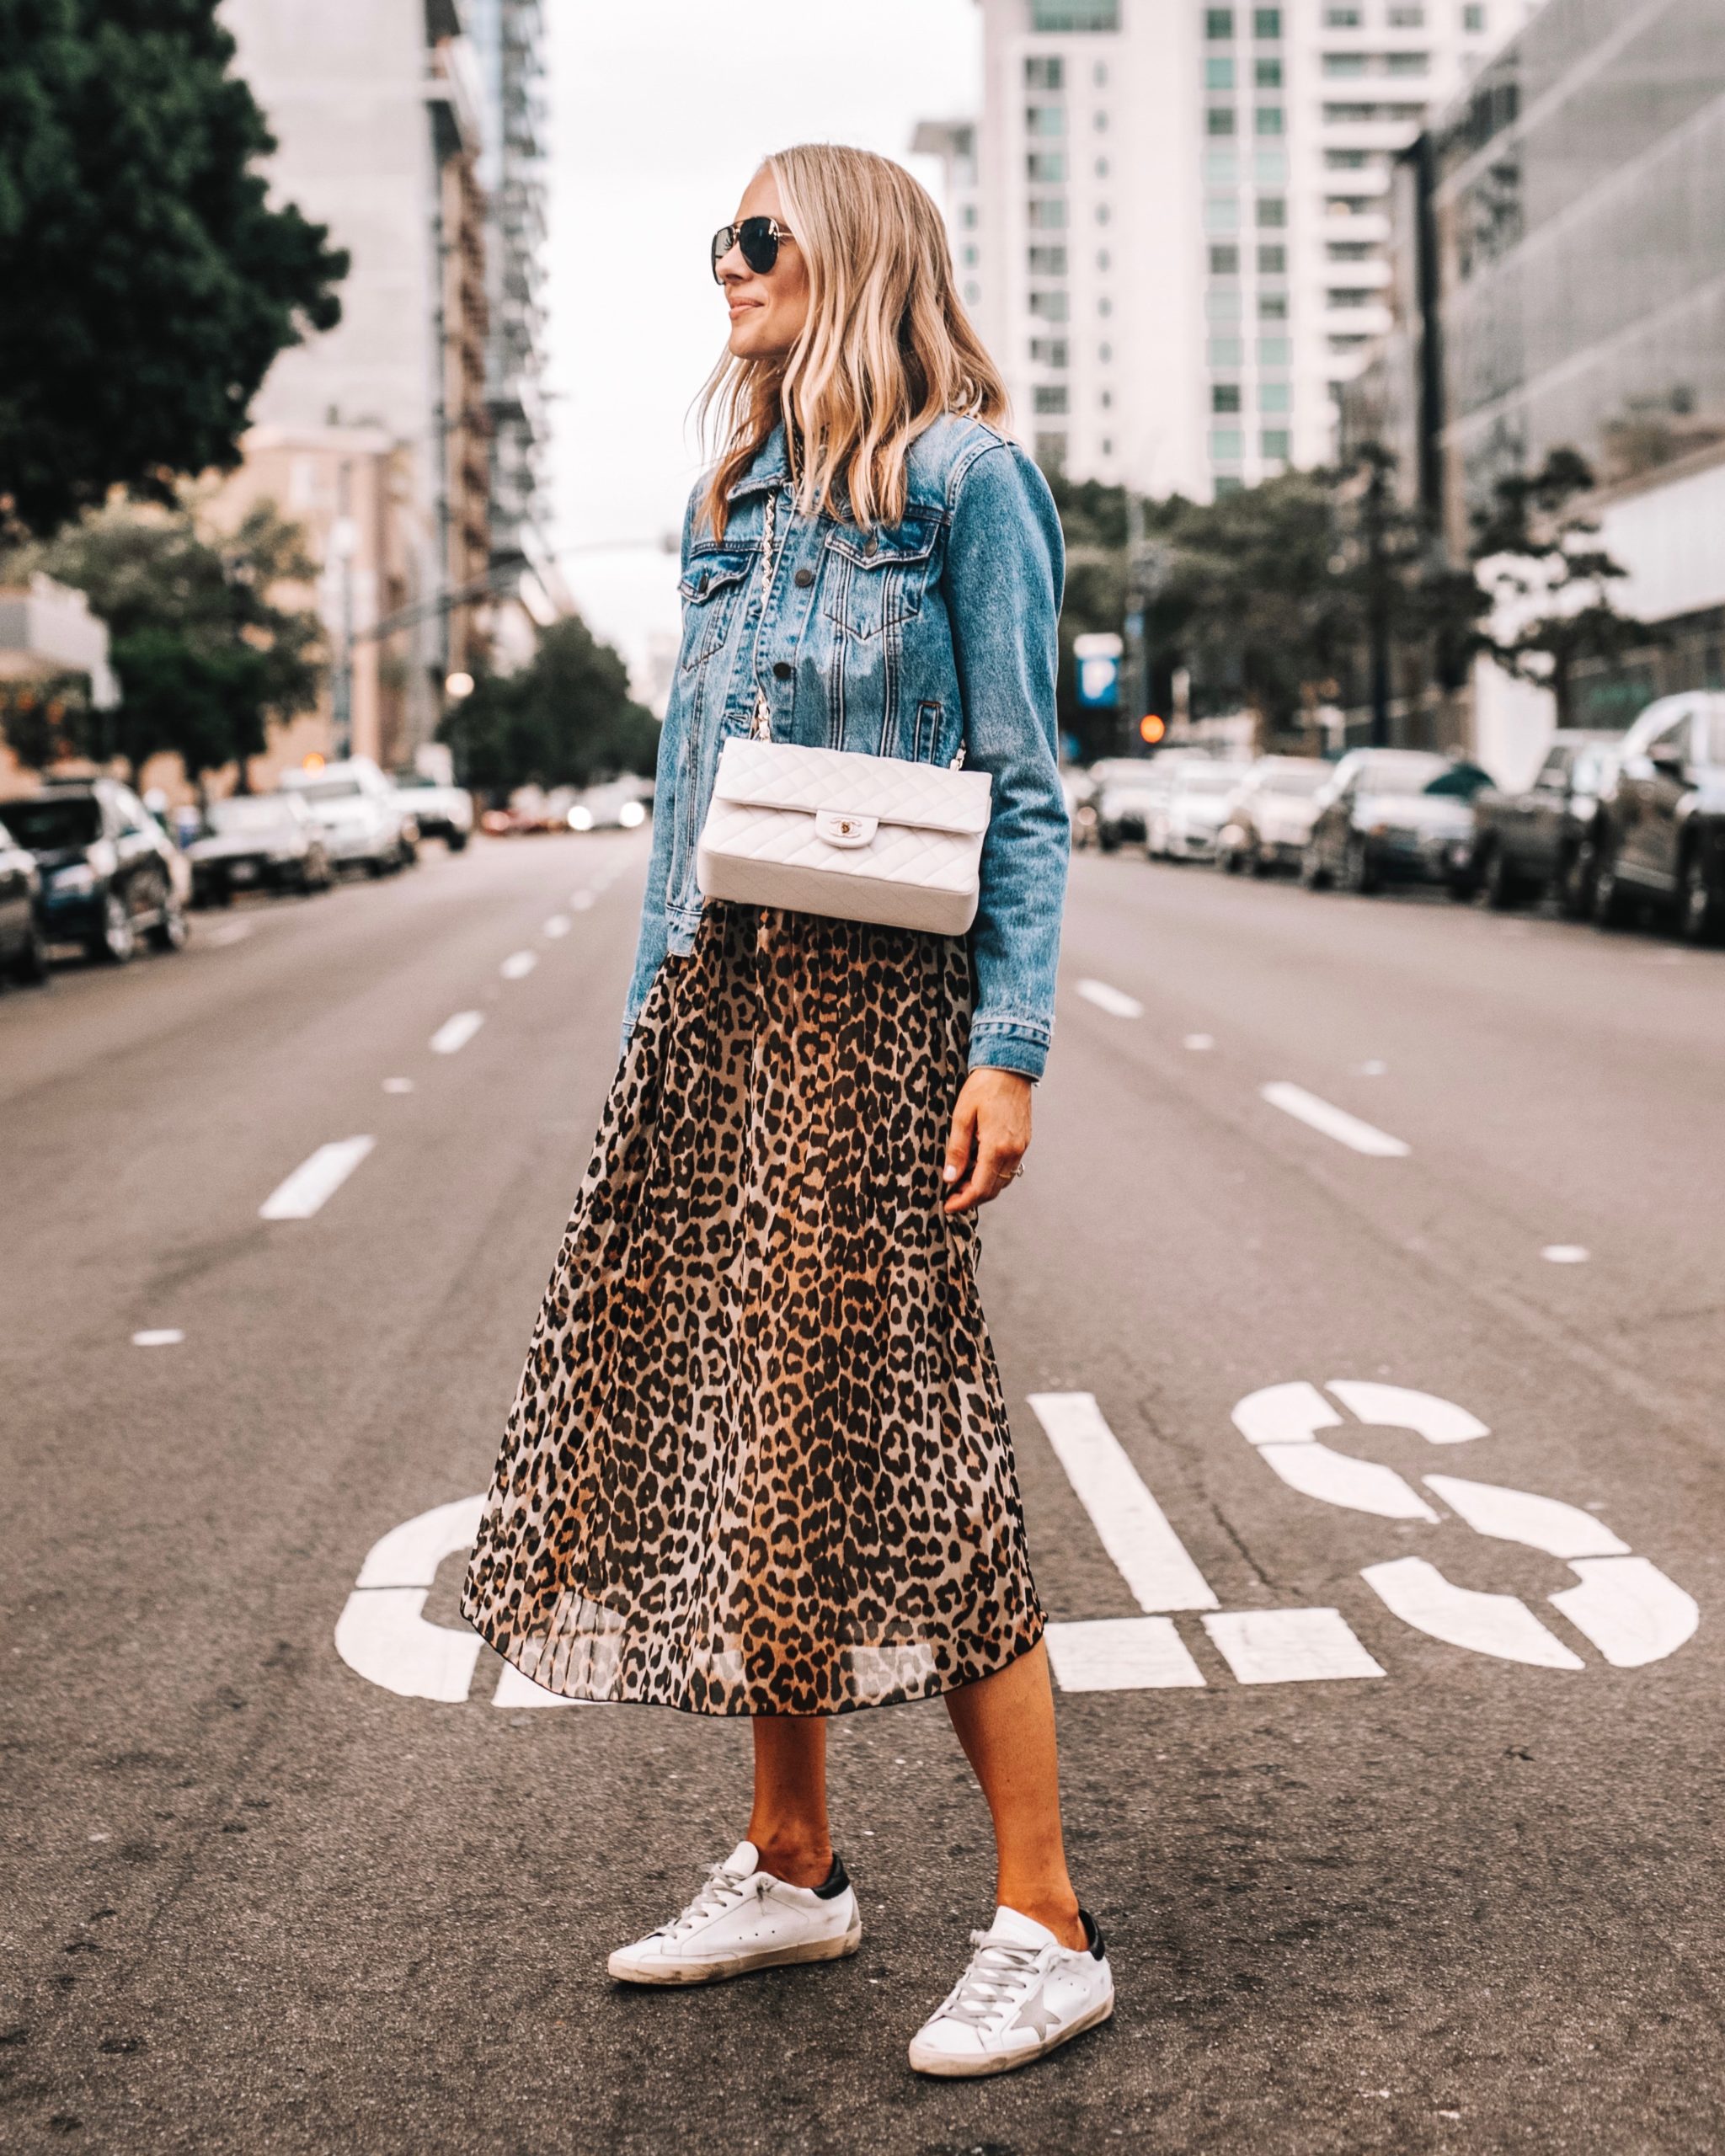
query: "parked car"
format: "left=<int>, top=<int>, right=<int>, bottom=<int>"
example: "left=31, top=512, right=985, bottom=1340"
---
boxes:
left=1148, top=762, right=1251, bottom=862
left=1086, top=755, right=1204, bottom=851
left=1301, top=749, right=1493, bottom=895
left=1215, top=756, right=1332, bottom=875
left=278, top=759, right=414, bottom=877
left=1464, top=730, right=1620, bottom=914
left=565, top=779, right=649, bottom=833
left=1589, top=691, right=1725, bottom=941
left=1063, top=766, right=1102, bottom=849
left=185, top=792, right=332, bottom=905
left=0, top=811, right=49, bottom=985
left=393, top=769, right=473, bottom=851
left=2, top=778, right=188, bottom=962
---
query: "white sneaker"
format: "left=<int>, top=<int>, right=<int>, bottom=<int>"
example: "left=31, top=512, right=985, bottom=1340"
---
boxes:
left=606, top=1840, right=862, bottom=1986
left=908, top=1907, right=1114, bottom=2078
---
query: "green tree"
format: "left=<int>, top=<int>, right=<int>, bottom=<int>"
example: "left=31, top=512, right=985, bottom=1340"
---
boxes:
left=440, top=616, right=660, bottom=801
left=1470, top=447, right=1642, bottom=727
left=10, top=495, right=325, bottom=782
left=0, top=0, right=348, bottom=536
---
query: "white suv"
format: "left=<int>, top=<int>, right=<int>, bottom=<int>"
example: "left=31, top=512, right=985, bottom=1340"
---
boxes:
left=279, top=759, right=414, bottom=878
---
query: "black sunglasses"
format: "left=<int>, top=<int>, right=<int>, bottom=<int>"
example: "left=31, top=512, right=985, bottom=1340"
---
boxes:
left=711, top=216, right=796, bottom=283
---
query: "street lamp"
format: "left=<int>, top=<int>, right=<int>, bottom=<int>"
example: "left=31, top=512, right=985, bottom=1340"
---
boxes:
left=445, top=670, right=475, bottom=700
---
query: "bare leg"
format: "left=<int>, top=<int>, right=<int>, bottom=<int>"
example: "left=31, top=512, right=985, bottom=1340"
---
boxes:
left=745, top=1717, right=834, bottom=1886
left=944, top=1641, right=1085, bottom=1948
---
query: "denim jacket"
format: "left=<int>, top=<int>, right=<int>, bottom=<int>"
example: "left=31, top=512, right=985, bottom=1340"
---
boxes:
left=622, top=414, right=1069, bottom=1079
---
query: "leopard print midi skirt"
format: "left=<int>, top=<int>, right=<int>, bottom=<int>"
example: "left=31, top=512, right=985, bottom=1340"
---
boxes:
left=460, top=900, right=1045, bottom=1717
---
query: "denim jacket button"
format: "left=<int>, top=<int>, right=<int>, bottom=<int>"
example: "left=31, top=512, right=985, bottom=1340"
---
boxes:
left=793, top=568, right=814, bottom=588
left=864, top=538, right=879, bottom=557
left=772, top=660, right=793, bottom=680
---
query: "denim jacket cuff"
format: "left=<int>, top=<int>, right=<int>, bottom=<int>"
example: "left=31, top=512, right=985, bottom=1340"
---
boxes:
left=966, top=1019, right=1049, bottom=1081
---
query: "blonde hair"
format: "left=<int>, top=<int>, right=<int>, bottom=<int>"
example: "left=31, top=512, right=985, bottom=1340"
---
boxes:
left=700, top=143, right=1009, bottom=540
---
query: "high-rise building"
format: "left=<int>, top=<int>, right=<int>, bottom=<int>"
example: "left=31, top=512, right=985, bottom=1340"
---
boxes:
left=217, top=0, right=540, bottom=774
left=931, top=0, right=1534, bottom=501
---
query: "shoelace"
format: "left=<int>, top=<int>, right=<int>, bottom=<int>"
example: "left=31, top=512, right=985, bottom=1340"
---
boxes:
left=940, top=1932, right=1047, bottom=2029
left=652, top=1860, right=766, bottom=1941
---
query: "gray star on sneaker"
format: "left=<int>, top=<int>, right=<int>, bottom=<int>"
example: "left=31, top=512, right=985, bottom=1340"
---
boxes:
left=1012, top=1989, right=1062, bottom=2041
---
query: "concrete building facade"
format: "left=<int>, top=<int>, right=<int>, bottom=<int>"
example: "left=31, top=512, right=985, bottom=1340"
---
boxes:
left=931, top=0, right=1532, bottom=501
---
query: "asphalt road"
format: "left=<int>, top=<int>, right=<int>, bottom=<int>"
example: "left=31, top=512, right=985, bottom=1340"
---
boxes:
left=3, top=835, right=1722, bottom=2154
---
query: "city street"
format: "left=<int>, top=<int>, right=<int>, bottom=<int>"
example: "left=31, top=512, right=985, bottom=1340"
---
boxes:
left=3, top=835, right=1722, bottom=2153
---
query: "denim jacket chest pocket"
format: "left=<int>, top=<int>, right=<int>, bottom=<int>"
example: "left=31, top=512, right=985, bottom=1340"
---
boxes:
left=820, top=519, right=941, bottom=643
left=678, top=549, right=756, bottom=670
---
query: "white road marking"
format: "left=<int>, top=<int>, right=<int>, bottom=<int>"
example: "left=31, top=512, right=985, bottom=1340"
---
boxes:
left=1260, top=1081, right=1410, bottom=1158
left=382, top=1077, right=415, bottom=1095
left=1075, top=978, right=1144, bottom=1020
left=1423, top=1476, right=1628, bottom=1561
left=1541, top=1245, right=1590, bottom=1264
left=259, top=1136, right=376, bottom=1221
left=1027, top=1393, right=1219, bottom=1612
left=1362, top=1556, right=1585, bottom=1670
left=569, top=890, right=597, bottom=911
left=1232, top=1380, right=1342, bottom=1448
left=492, top=1660, right=587, bottom=1709
left=1549, top=1558, right=1700, bottom=1668
left=542, top=914, right=571, bottom=938
left=430, top=1010, right=484, bottom=1054
left=1202, top=1609, right=1385, bottom=1685
left=1326, top=1381, right=1488, bottom=1445
left=131, top=1328, right=184, bottom=1348
left=500, top=950, right=538, bottom=980
left=1044, top=1617, right=1206, bottom=1691
left=1256, top=1439, right=1439, bottom=1521
left=1357, top=1059, right=1388, bottom=1076
left=1183, top=1033, right=1215, bottom=1051
left=337, top=1496, right=485, bottom=1702
left=355, top=1495, right=483, bottom=1587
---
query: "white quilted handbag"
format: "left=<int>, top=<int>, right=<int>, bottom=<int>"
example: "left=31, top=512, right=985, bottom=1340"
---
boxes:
left=695, top=491, right=992, bottom=936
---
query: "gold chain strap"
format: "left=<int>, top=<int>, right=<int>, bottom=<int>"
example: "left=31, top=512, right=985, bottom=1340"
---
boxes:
left=750, top=490, right=779, bottom=740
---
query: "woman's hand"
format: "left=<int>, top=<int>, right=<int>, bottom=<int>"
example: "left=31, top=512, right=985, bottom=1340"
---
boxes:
left=942, top=1068, right=1033, bottom=1215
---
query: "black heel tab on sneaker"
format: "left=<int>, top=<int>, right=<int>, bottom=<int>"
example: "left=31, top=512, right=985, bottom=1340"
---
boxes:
left=812, top=1853, right=851, bottom=1900
left=1080, top=1910, right=1106, bottom=1959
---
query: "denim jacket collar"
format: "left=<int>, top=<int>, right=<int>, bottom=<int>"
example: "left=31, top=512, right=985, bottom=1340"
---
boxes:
left=724, top=424, right=792, bottom=501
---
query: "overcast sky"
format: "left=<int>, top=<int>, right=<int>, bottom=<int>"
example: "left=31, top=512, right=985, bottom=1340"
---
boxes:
left=541, top=0, right=982, bottom=698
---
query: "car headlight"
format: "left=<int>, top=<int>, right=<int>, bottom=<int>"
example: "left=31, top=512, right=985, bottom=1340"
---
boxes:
left=568, top=805, right=595, bottom=831
left=51, top=862, right=96, bottom=894
left=618, top=799, right=646, bottom=828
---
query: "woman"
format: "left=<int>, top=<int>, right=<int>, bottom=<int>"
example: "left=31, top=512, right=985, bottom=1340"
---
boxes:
left=462, top=144, right=1110, bottom=2079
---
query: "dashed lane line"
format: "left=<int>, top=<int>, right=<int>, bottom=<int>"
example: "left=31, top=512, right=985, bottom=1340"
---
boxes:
left=542, top=915, right=571, bottom=938
left=500, top=951, right=539, bottom=980
left=1076, top=978, right=1144, bottom=1020
left=132, top=1329, right=184, bottom=1348
left=429, top=1011, right=484, bottom=1055
left=259, top=1136, right=377, bottom=1222
left=1260, top=1081, right=1411, bottom=1159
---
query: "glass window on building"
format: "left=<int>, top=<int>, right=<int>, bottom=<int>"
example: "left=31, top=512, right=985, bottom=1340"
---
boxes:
left=1258, top=195, right=1287, bottom=227
left=1097, top=201, right=1112, bottom=222
left=1100, top=341, right=1113, bottom=361
left=1388, top=4, right=1425, bottom=22
left=1325, top=101, right=1376, bottom=121
left=1026, top=56, right=1065, bottom=88
left=1255, top=151, right=1289, bottom=183
left=1327, top=286, right=1370, bottom=307
left=1462, top=3, right=1486, bottom=26
left=1097, top=156, right=1112, bottom=176
left=1206, top=287, right=1244, bottom=322
left=1324, top=51, right=1367, bottom=75
left=1095, top=60, right=1109, bottom=84
left=1206, top=56, right=1236, bottom=88
left=1259, top=334, right=1292, bottom=362
left=1204, top=150, right=1239, bottom=181
left=1101, top=436, right=1114, bottom=456
left=1028, top=245, right=1069, bottom=274
left=1211, top=427, right=1244, bottom=459
left=1256, top=105, right=1284, bottom=135
left=1328, top=240, right=1374, bottom=260
left=1028, top=196, right=1068, bottom=228
left=1029, top=289, right=1071, bottom=321
left=1098, top=294, right=1114, bottom=316
left=1209, top=335, right=1246, bottom=365
left=964, top=244, right=980, bottom=267
left=1326, top=3, right=1362, bottom=19
left=1098, top=248, right=1112, bottom=269
left=1215, top=475, right=1245, bottom=495
left=1204, top=194, right=1241, bottom=232
left=1256, top=57, right=1283, bottom=86
left=1027, top=104, right=1066, bottom=135
left=1387, top=51, right=1429, bottom=73
left=962, top=203, right=979, bottom=227
left=1326, top=148, right=1370, bottom=168
left=1205, top=7, right=1235, bottom=37
left=1212, top=382, right=1242, bottom=412
left=1260, top=291, right=1290, bottom=319
left=1262, top=428, right=1292, bottom=458
left=1035, top=431, right=1067, bottom=468
left=1095, top=109, right=1109, bottom=131
left=1101, top=387, right=1114, bottom=408
left=1035, top=385, right=1071, bottom=414
left=1210, top=243, right=1242, bottom=273
left=1027, top=152, right=1067, bottom=181
left=965, top=281, right=981, bottom=306
left=1259, top=243, right=1287, bottom=273
left=1032, top=0, right=1119, bottom=24
left=1031, top=338, right=1070, bottom=366
left=1261, top=380, right=1291, bottom=411
left=1207, top=106, right=1237, bottom=135
left=1254, top=7, right=1281, bottom=35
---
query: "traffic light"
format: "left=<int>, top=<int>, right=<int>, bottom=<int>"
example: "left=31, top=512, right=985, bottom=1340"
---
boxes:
left=1139, top=713, right=1166, bottom=744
